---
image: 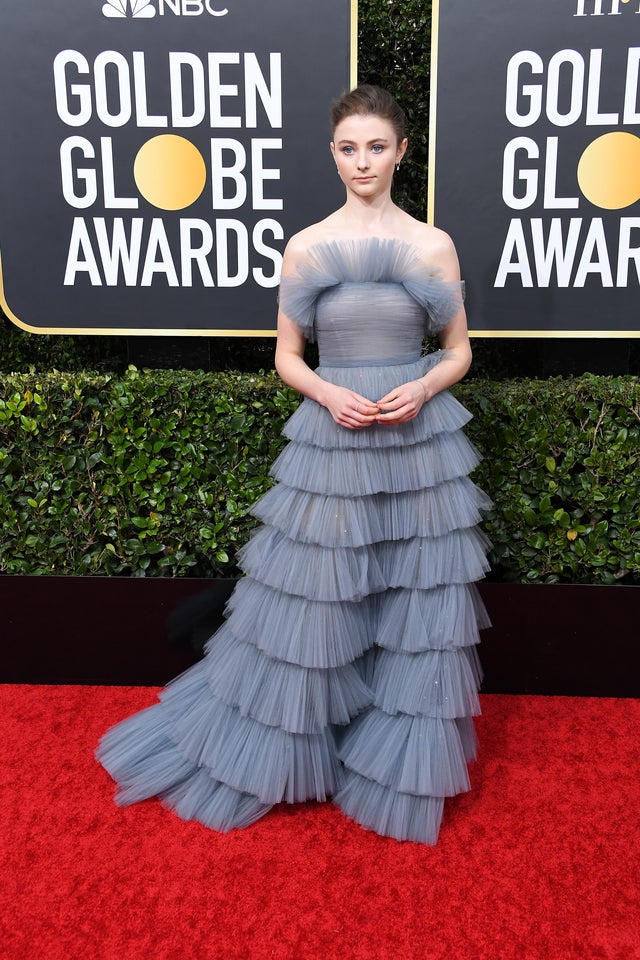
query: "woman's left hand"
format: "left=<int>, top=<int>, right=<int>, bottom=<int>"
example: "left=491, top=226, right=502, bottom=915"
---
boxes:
left=375, top=380, right=428, bottom=424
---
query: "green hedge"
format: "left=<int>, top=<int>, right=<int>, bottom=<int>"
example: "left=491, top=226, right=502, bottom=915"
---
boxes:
left=1, top=369, right=638, bottom=584
left=456, top=376, right=640, bottom=585
left=0, top=369, right=293, bottom=577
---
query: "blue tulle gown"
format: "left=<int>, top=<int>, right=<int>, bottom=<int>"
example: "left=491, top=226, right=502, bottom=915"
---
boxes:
left=96, top=237, right=491, bottom=844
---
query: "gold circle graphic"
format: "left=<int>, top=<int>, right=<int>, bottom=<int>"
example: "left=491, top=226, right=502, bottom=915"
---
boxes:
left=134, top=135, right=206, bottom=210
left=577, top=132, right=640, bottom=210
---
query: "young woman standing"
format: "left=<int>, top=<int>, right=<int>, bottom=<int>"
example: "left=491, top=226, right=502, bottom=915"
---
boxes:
left=97, top=85, right=490, bottom=845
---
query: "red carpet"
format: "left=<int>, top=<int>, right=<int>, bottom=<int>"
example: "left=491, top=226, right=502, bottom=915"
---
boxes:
left=1, top=685, right=639, bottom=960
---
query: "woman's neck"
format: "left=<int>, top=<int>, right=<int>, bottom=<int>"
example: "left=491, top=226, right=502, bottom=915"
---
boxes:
left=335, top=193, right=401, bottom=234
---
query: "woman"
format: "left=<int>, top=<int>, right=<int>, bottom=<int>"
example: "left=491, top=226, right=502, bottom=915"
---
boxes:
left=97, top=85, right=490, bottom=845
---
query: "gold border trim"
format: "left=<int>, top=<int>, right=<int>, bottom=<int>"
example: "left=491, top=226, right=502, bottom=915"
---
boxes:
left=469, top=329, right=640, bottom=339
left=0, top=250, right=278, bottom=337
left=350, top=0, right=358, bottom=88
left=427, top=0, right=440, bottom=226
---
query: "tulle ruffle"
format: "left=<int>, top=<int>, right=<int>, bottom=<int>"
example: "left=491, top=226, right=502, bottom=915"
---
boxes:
left=279, top=238, right=464, bottom=341
left=237, top=525, right=491, bottom=602
left=97, top=237, right=489, bottom=845
left=270, top=430, right=482, bottom=497
left=282, top=372, right=472, bottom=449
left=252, top=479, right=492, bottom=547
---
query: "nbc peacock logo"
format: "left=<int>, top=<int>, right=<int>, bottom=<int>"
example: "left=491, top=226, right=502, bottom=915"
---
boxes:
left=102, top=0, right=156, bottom=16
left=101, top=0, right=230, bottom=17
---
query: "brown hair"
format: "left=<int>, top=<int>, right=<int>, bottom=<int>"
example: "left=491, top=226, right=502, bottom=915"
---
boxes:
left=330, top=85, right=407, bottom=143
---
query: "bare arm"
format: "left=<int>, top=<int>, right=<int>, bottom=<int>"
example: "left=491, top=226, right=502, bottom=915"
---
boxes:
left=376, top=230, right=472, bottom=424
left=274, top=240, right=379, bottom=430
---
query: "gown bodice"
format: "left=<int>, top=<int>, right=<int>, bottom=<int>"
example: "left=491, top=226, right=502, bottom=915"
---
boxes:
left=315, top=282, right=427, bottom=366
left=278, top=237, right=465, bottom=369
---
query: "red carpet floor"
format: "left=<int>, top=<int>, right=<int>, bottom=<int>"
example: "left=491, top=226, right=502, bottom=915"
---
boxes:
left=1, top=685, right=639, bottom=960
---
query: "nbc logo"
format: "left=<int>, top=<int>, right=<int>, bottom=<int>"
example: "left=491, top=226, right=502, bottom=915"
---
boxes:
left=102, top=0, right=155, bottom=15
left=101, top=0, right=230, bottom=16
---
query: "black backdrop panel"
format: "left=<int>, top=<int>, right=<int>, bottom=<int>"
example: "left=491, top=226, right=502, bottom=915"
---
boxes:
left=431, top=0, right=640, bottom=336
left=0, top=0, right=354, bottom=335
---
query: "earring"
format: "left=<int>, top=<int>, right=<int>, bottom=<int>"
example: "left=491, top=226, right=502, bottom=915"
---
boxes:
left=396, top=163, right=400, bottom=172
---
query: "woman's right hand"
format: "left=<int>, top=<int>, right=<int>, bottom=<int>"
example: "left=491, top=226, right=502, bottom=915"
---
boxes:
left=322, top=384, right=379, bottom=429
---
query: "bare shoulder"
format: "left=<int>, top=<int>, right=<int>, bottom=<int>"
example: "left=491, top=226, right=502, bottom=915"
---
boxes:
left=282, top=217, right=339, bottom=271
left=409, top=222, right=461, bottom=278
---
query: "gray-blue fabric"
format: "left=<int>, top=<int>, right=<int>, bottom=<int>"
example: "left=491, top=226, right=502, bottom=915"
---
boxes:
left=96, top=238, right=490, bottom=845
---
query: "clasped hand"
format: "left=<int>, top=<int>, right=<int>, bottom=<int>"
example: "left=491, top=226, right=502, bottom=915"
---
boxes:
left=326, top=381, right=427, bottom=429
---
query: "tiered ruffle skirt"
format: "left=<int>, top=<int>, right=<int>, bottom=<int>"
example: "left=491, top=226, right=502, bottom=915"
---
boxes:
left=97, top=354, right=491, bottom=844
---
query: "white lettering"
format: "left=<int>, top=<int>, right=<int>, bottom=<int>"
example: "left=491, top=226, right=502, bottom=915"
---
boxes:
left=182, top=0, right=204, bottom=13
left=251, top=139, right=283, bottom=210
left=60, top=137, right=97, bottom=209
left=546, top=50, right=584, bottom=127
left=244, top=53, right=282, bottom=128
left=574, top=219, right=613, bottom=286
left=158, top=0, right=229, bottom=14
left=616, top=218, right=640, bottom=285
left=495, top=219, right=640, bottom=288
left=100, top=138, right=138, bottom=209
left=210, top=139, right=247, bottom=209
left=623, top=49, right=640, bottom=123
left=252, top=219, right=284, bottom=287
left=54, top=51, right=282, bottom=130
left=543, top=137, right=579, bottom=209
left=53, top=51, right=91, bottom=127
left=205, top=0, right=228, bottom=14
left=574, top=0, right=640, bottom=14
left=94, top=218, right=144, bottom=285
left=530, top=218, right=582, bottom=286
left=179, top=219, right=215, bottom=286
left=505, top=51, right=543, bottom=127
left=132, top=52, right=168, bottom=127
left=141, top=219, right=180, bottom=286
left=169, top=53, right=206, bottom=127
left=208, top=53, right=241, bottom=127
left=586, top=49, right=619, bottom=124
left=64, top=217, right=102, bottom=285
left=495, top=220, right=534, bottom=286
left=505, top=47, right=640, bottom=128
left=62, top=217, right=286, bottom=288
left=216, top=220, right=249, bottom=286
left=502, top=137, right=539, bottom=210
left=94, top=51, right=132, bottom=127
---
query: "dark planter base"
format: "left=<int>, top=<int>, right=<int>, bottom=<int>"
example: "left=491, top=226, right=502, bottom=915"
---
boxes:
left=1, top=576, right=638, bottom=697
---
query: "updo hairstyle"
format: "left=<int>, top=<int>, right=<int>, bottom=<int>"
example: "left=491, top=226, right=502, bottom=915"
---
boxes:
left=330, top=85, right=407, bottom=144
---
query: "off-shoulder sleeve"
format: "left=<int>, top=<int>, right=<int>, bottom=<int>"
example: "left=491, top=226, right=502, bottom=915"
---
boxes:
left=277, top=245, right=345, bottom=341
left=402, top=274, right=465, bottom=334
left=277, top=275, right=322, bottom=341
left=278, top=237, right=465, bottom=340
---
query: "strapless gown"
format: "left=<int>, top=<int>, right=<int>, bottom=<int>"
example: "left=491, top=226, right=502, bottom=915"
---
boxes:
left=96, top=238, right=491, bottom=845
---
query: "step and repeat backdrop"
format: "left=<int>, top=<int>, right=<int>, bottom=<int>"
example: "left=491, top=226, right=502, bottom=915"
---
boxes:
left=0, top=0, right=355, bottom=335
left=430, top=0, right=640, bottom=336
left=3, top=1, right=636, bottom=339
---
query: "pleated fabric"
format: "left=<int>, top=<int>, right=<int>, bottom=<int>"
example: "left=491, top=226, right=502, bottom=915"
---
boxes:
left=96, top=238, right=491, bottom=845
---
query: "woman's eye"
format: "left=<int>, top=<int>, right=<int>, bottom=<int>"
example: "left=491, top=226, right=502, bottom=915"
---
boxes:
left=371, top=144, right=384, bottom=153
left=342, top=146, right=354, bottom=155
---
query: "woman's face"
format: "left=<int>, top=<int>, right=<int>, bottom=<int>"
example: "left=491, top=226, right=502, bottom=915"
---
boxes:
left=331, top=113, right=407, bottom=199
